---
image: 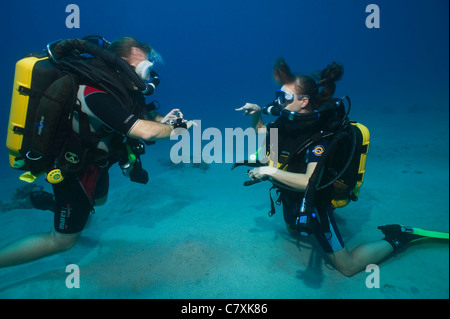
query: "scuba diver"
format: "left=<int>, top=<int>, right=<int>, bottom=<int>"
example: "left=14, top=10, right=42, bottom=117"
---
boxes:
left=235, top=58, right=448, bottom=277
left=0, top=37, right=194, bottom=268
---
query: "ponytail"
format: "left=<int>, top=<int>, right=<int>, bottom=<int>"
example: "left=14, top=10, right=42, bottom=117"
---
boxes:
left=314, top=62, right=344, bottom=107
left=273, top=58, right=296, bottom=84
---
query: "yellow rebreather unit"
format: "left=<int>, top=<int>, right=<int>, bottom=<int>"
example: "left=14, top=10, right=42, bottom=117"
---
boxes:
left=5, top=56, right=63, bottom=183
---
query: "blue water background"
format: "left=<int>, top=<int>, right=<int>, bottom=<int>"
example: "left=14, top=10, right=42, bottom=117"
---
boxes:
left=0, top=0, right=448, bottom=134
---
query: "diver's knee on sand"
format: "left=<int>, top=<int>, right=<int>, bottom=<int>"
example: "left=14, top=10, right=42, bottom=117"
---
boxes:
left=50, top=230, right=81, bottom=252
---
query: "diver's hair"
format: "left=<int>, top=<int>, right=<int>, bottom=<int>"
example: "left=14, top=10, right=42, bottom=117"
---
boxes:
left=273, top=59, right=344, bottom=109
left=107, top=37, right=152, bottom=58
left=313, top=62, right=344, bottom=107
left=273, top=58, right=296, bottom=84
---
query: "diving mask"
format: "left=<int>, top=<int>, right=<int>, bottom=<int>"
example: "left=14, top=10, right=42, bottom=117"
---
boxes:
left=261, top=90, right=297, bottom=116
left=135, top=60, right=154, bottom=81
left=275, top=89, right=295, bottom=106
left=275, top=90, right=310, bottom=106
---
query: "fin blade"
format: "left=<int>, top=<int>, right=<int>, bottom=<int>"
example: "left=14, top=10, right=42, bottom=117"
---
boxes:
left=409, top=227, right=449, bottom=240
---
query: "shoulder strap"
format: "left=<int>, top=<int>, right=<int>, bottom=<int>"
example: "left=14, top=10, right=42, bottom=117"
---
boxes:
left=278, top=131, right=335, bottom=171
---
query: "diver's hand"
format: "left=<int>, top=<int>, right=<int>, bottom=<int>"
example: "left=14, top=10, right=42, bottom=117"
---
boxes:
left=160, top=108, right=183, bottom=124
left=247, top=166, right=277, bottom=180
left=170, top=120, right=197, bottom=138
left=162, top=108, right=196, bottom=131
left=235, top=103, right=261, bottom=115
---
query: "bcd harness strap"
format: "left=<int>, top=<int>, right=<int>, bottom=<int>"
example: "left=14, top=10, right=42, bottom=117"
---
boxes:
left=233, top=122, right=356, bottom=235
left=300, top=129, right=353, bottom=233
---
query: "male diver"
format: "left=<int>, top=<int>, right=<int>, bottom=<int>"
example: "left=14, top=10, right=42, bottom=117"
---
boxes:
left=236, top=58, right=448, bottom=276
left=0, top=37, right=194, bottom=268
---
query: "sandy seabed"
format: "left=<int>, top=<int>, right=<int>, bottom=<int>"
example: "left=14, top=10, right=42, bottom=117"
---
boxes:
left=0, top=107, right=448, bottom=300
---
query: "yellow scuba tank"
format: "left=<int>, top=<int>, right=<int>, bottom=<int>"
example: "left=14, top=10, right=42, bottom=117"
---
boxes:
left=352, top=122, right=370, bottom=193
left=331, top=122, right=370, bottom=208
left=6, top=56, right=47, bottom=168
left=6, top=54, right=63, bottom=182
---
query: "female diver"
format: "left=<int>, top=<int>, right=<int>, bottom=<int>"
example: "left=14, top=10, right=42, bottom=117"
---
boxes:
left=236, top=59, right=417, bottom=277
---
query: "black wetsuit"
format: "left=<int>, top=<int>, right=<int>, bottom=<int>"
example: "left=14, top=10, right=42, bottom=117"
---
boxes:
left=53, top=85, right=141, bottom=234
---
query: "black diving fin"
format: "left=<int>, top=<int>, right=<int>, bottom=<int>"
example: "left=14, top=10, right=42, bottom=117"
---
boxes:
left=378, top=224, right=449, bottom=249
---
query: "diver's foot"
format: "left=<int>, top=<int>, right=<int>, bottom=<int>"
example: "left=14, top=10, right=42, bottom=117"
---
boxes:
left=378, top=224, right=423, bottom=251
left=30, top=191, right=56, bottom=212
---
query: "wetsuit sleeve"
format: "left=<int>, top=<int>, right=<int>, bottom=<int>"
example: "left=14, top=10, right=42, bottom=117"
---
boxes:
left=306, top=138, right=329, bottom=163
left=84, top=92, right=139, bottom=135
